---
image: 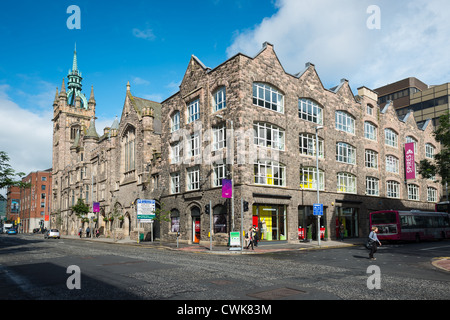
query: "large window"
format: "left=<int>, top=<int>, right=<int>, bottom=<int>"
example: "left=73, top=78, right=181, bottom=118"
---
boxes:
left=213, top=205, right=227, bottom=234
left=337, top=172, right=357, bottom=194
left=385, top=128, right=398, bottom=147
left=212, top=124, right=226, bottom=151
left=386, top=155, right=399, bottom=173
left=187, top=167, right=200, bottom=191
left=300, top=167, right=324, bottom=190
left=298, top=98, right=323, bottom=124
left=253, top=122, right=285, bottom=151
left=187, top=99, right=200, bottom=123
left=171, top=209, right=180, bottom=233
left=365, top=150, right=378, bottom=169
left=213, top=161, right=227, bottom=187
left=170, top=142, right=180, bottom=164
left=336, top=111, right=355, bottom=134
left=123, top=127, right=135, bottom=173
left=170, top=172, right=180, bottom=194
left=299, top=133, right=324, bottom=158
left=252, top=83, right=284, bottom=113
left=425, top=143, right=435, bottom=159
left=427, top=187, right=437, bottom=202
left=171, top=111, right=180, bottom=132
left=336, top=142, right=356, bottom=164
left=387, top=180, right=400, bottom=198
left=364, top=121, right=377, bottom=141
left=366, top=177, right=379, bottom=196
left=406, top=136, right=418, bottom=154
left=213, top=87, right=226, bottom=112
left=254, top=160, right=286, bottom=187
left=187, top=133, right=200, bottom=157
left=407, top=184, right=419, bottom=201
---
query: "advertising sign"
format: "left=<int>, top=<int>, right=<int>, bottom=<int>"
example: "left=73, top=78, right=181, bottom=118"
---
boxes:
left=405, top=142, right=416, bottom=180
left=93, top=202, right=100, bottom=213
left=229, top=231, right=241, bottom=246
left=222, top=179, right=232, bottom=198
left=137, top=199, right=156, bottom=223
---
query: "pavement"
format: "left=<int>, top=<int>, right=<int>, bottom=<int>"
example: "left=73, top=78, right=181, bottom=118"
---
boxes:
left=38, top=233, right=450, bottom=272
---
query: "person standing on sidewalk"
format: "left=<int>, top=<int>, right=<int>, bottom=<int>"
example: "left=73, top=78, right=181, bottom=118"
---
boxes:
left=86, top=226, right=90, bottom=238
left=78, top=227, right=83, bottom=238
left=246, top=227, right=254, bottom=250
left=368, top=227, right=382, bottom=260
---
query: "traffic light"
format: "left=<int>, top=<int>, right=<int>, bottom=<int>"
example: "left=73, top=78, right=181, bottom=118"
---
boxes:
left=205, top=204, right=210, bottom=215
left=243, top=201, right=249, bottom=212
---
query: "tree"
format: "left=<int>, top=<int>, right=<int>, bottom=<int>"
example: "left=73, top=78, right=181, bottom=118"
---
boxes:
left=419, top=111, right=450, bottom=199
left=0, top=151, right=30, bottom=189
left=71, top=198, right=90, bottom=218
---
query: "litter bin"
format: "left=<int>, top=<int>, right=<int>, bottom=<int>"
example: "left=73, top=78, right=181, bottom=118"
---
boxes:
left=139, top=233, right=144, bottom=241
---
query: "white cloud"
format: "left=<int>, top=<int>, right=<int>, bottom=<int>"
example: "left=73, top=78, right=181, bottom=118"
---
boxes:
left=227, top=0, right=450, bottom=90
left=0, top=85, right=53, bottom=179
left=132, top=27, right=156, bottom=41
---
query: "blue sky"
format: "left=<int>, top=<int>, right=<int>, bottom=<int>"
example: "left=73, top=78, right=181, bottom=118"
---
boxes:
left=1, top=0, right=450, bottom=194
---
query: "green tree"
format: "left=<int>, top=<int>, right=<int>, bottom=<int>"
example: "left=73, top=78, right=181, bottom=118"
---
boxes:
left=419, top=111, right=450, bottom=199
left=71, top=198, right=90, bottom=218
left=0, top=151, right=30, bottom=189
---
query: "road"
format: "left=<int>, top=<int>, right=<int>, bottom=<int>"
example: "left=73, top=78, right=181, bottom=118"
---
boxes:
left=1, top=234, right=449, bottom=302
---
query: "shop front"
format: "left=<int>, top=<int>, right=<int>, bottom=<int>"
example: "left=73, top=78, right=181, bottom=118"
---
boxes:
left=252, top=204, right=287, bottom=241
left=191, top=206, right=201, bottom=244
left=335, top=207, right=359, bottom=239
left=298, top=205, right=327, bottom=241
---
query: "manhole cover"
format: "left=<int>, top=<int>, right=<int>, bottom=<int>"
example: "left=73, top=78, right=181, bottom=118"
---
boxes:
left=247, top=287, right=306, bottom=300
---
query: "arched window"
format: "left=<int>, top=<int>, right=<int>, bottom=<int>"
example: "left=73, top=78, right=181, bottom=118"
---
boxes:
left=335, top=111, right=355, bottom=134
left=298, top=98, right=323, bottom=124
left=213, top=205, right=227, bottom=233
left=253, top=83, right=284, bottom=113
left=122, top=126, right=136, bottom=174
left=337, top=172, right=357, bottom=194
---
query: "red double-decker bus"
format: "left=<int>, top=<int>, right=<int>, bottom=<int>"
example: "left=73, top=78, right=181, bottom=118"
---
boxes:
left=435, top=201, right=450, bottom=214
left=370, top=210, right=450, bottom=242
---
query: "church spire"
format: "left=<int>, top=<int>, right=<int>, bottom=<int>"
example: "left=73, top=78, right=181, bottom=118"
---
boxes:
left=72, top=43, right=78, bottom=73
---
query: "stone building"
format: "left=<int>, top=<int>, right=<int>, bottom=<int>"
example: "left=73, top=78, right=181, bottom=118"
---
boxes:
left=51, top=43, right=442, bottom=244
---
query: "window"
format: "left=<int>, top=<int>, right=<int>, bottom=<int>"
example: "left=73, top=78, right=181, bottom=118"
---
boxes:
left=365, top=150, right=378, bottom=169
left=406, top=136, right=418, bottom=154
left=254, top=122, right=285, bottom=151
left=170, top=172, right=180, bottom=194
left=171, top=111, right=180, bottom=132
left=337, top=172, right=357, bottom=194
left=170, top=142, right=180, bottom=164
left=300, top=167, right=324, bottom=190
left=187, top=99, right=200, bottom=123
left=213, top=161, right=227, bottom=187
left=254, top=160, right=286, bottom=186
left=386, top=155, right=399, bottom=173
left=367, top=104, right=374, bottom=116
left=213, top=206, right=227, bottom=233
left=425, top=143, right=435, bottom=159
left=253, top=83, right=284, bottom=113
left=213, top=87, right=226, bottom=112
left=366, top=177, right=379, bottom=196
left=427, top=187, right=437, bottom=202
left=299, top=133, right=324, bottom=158
left=212, top=124, right=226, bottom=151
left=336, top=142, right=356, bottom=164
left=407, top=184, right=419, bottom=201
left=171, top=209, right=180, bottom=233
left=187, top=133, right=200, bottom=157
left=70, top=125, right=80, bottom=140
left=387, top=181, right=400, bottom=198
left=41, top=177, right=47, bottom=182
left=187, top=167, right=200, bottom=191
left=364, top=121, right=377, bottom=141
left=335, top=111, right=355, bottom=134
left=123, top=127, right=135, bottom=173
left=385, top=128, right=398, bottom=147
left=298, top=98, right=323, bottom=124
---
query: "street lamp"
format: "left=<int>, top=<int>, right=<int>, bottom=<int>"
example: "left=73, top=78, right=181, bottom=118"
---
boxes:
left=315, top=125, right=323, bottom=246
left=215, top=114, right=235, bottom=231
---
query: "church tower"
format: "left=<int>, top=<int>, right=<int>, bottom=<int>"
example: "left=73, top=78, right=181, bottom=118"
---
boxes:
left=52, top=45, right=96, bottom=213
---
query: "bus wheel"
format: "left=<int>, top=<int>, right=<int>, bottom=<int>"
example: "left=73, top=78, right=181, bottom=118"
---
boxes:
left=415, top=234, right=421, bottom=243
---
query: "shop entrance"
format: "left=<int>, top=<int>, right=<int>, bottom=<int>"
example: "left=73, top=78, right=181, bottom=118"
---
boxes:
left=298, top=206, right=327, bottom=240
left=335, top=207, right=359, bottom=239
left=252, top=204, right=287, bottom=241
left=191, top=206, right=201, bottom=244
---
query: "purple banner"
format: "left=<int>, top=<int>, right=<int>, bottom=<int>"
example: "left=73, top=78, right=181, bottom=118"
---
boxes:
left=405, top=142, right=416, bottom=180
left=222, top=179, right=232, bottom=198
left=93, top=202, right=100, bottom=213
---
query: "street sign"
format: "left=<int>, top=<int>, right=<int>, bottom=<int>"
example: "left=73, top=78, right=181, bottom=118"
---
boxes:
left=137, top=199, right=156, bottom=223
left=313, top=203, right=323, bottom=216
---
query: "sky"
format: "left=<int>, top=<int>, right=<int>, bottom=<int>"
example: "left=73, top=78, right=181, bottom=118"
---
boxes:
left=1, top=0, right=450, bottom=195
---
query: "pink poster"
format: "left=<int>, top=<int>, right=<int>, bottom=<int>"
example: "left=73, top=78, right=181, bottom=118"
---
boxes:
left=93, top=202, right=100, bottom=213
left=405, top=142, right=416, bottom=180
left=222, top=179, right=232, bottom=198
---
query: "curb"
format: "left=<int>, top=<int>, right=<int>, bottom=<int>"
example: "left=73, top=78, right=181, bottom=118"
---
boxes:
left=431, top=257, right=450, bottom=272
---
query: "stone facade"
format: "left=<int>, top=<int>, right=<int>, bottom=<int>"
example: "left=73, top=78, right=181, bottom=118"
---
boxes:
left=52, top=43, right=442, bottom=244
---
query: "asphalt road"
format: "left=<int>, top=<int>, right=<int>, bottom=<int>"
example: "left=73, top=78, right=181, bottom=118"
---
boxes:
left=1, top=234, right=449, bottom=302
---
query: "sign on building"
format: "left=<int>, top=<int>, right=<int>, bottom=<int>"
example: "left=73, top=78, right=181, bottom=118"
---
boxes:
left=137, top=199, right=156, bottom=223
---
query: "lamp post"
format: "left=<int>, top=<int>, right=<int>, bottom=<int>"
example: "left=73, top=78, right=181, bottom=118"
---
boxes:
left=315, top=125, right=323, bottom=246
left=215, top=114, right=235, bottom=231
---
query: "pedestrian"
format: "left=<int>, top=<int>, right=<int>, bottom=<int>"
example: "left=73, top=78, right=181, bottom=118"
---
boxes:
left=368, top=227, right=382, bottom=260
left=95, top=228, right=100, bottom=238
left=78, top=227, right=83, bottom=238
left=246, top=227, right=254, bottom=250
left=86, top=226, right=90, bottom=238
left=252, top=225, right=258, bottom=247
left=339, top=222, right=345, bottom=241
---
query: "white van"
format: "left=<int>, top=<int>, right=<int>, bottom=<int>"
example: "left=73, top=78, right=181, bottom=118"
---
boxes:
left=2, top=223, right=13, bottom=233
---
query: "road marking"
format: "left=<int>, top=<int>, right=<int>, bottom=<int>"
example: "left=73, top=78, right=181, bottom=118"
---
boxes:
left=420, top=245, right=450, bottom=251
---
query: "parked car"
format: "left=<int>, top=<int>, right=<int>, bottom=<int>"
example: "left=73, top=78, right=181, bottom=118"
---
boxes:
left=44, top=229, right=60, bottom=239
left=7, top=228, right=17, bottom=235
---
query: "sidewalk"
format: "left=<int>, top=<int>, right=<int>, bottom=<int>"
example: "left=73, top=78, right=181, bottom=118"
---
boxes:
left=57, top=233, right=363, bottom=254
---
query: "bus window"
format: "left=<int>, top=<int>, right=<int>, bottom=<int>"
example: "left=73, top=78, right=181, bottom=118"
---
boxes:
left=371, top=212, right=397, bottom=224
